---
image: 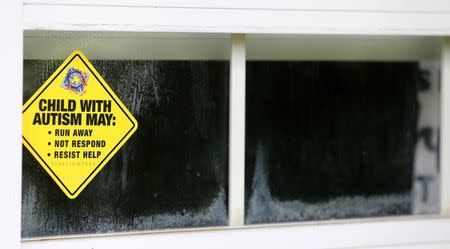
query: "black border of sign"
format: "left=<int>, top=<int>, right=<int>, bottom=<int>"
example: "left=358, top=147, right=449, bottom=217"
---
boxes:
left=22, top=53, right=137, bottom=197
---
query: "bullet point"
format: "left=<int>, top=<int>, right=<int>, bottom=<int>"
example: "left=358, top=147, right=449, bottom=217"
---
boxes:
left=48, top=131, right=52, bottom=135
left=48, top=142, right=51, bottom=146
left=47, top=153, right=50, bottom=156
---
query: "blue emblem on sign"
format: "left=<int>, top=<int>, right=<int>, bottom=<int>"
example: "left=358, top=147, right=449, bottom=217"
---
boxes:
left=61, top=67, right=90, bottom=95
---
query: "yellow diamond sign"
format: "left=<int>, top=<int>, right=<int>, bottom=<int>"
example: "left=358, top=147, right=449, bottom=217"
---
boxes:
left=22, top=50, right=138, bottom=199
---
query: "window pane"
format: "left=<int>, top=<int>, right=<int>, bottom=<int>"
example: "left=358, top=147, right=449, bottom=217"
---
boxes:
left=22, top=59, right=229, bottom=237
left=245, top=61, right=440, bottom=224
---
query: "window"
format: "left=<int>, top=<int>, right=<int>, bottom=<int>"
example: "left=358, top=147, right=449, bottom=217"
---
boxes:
left=1, top=2, right=448, bottom=249
left=21, top=31, right=447, bottom=242
left=22, top=31, right=230, bottom=238
left=22, top=31, right=446, bottom=238
left=245, top=61, right=440, bottom=224
left=244, top=35, right=442, bottom=224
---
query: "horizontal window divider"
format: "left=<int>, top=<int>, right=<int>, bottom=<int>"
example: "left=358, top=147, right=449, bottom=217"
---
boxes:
left=21, top=215, right=450, bottom=248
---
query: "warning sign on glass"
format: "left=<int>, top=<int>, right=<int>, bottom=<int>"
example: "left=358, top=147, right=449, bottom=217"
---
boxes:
left=22, top=50, right=138, bottom=199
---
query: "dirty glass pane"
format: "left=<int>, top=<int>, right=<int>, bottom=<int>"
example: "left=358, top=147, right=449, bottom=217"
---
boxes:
left=22, top=60, right=229, bottom=237
left=245, top=61, right=440, bottom=224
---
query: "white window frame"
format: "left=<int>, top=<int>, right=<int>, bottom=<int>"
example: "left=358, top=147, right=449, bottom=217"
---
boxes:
left=3, top=0, right=450, bottom=248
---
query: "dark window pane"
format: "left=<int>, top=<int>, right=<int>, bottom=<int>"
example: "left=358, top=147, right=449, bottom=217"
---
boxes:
left=245, top=61, right=440, bottom=224
left=22, top=60, right=229, bottom=237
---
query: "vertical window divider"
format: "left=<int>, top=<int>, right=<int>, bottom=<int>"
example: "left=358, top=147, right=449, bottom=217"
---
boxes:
left=2, top=1, right=22, bottom=248
left=229, top=34, right=246, bottom=227
left=440, top=38, right=450, bottom=215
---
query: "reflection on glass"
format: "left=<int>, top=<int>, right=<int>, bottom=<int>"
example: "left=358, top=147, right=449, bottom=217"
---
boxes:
left=245, top=62, right=440, bottom=224
left=22, top=60, right=229, bottom=237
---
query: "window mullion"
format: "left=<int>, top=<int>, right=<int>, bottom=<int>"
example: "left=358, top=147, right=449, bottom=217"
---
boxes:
left=229, top=34, right=246, bottom=227
left=441, top=38, right=450, bottom=215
